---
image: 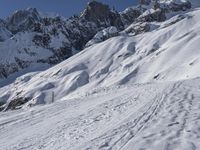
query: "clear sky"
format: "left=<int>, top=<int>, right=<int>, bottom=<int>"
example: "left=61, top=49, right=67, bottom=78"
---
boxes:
left=0, top=0, right=139, bottom=19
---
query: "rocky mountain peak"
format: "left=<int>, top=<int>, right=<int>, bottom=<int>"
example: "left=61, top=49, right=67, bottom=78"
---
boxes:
left=80, top=1, right=124, bottom=29
left=83, top=1, right=110, bottom=19
left=87, top=1, right=108, bottom=8
left=7, top=7, right=40, bottom=23
left=6, top=8, right=41, bottom=33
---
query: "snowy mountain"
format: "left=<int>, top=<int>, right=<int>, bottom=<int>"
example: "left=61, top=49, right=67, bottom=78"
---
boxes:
left=0, top=0, right=197, bottom=109
left=0, top=1, right=124, bottom=80
left=0, top=0, right=200, bottom=149
left=1, top=4, right=200, bottom=109
left=0, top=0, right=196, bottom=81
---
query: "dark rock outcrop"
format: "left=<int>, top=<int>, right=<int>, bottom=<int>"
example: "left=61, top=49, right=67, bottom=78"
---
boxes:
left=137, top=8, right=166, bottom=22
left=124, top=22, right=150, bottom=35
left=0, top=19, right=12, bottom=41
left=32, top=34, right=51, bottom=48
left=120, top=7, right=141, bottom=27
left=6, top=8, right=41, bottom=33
left=80, top=1, right=124, bottom=29
left=166, top=1, right=192, bottom=12
left=4, top=97, right=30, bottom=111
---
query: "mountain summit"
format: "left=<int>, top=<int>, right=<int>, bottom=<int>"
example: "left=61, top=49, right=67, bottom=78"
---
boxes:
left=81, top=1, right=124, bottom=29
left=6, top=8, right=41, bottom=33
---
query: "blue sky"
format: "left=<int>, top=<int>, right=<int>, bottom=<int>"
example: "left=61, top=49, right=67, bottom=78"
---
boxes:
left=0, top=0, right=139, bottom=19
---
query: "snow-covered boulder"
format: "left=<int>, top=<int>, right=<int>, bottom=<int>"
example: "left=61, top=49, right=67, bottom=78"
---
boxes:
left=86, top=26, right=118, bottom=47
left=123, top=22, right=150, bottom=35
left=138, top=8, right=166, bottom=22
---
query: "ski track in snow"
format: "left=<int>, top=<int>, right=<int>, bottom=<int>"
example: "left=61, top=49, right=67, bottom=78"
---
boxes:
left=122, top=82, right=200, bottom=150
left=0, top=79, right=200, bottom=150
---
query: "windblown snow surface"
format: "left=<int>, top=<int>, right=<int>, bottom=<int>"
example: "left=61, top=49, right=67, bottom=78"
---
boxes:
left=1, top=5, right=200, bottom=150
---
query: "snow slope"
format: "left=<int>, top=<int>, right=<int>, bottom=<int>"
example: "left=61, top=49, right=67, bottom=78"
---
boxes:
left=0, top=78, right=200, bottom=150
left=1, top=8, right=200, bottom=107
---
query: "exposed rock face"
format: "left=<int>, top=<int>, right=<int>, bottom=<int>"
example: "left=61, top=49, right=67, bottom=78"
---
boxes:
left=164, top=0, right=192, bottom=12
left=0, top=103, right=4, bottom=111
left=80, top=1, right=124, bottom=29
left=6, top=8, right=41, bottom=33
left=120, top=7, right=141, bottom=27
left=63, top=16, right=97, bottom=50
left=0, top=19, right=12, bottom=41
left=0, top=64, right=19, bottom=78
left=32, top=34, right=51, bottom=48
left=4, top=97, right=30, bottom=111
